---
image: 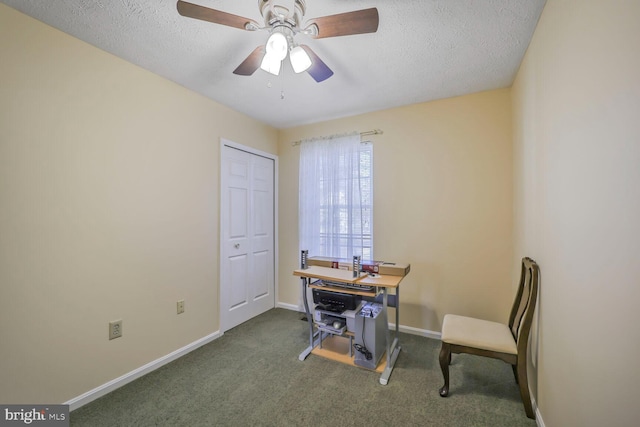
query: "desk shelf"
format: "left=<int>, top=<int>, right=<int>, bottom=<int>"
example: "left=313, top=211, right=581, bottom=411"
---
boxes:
left=312, top=335, right=386, bottom=373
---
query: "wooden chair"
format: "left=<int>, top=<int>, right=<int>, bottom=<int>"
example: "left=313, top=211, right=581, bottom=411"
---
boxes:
left=438, top=257, right=539, bottom=419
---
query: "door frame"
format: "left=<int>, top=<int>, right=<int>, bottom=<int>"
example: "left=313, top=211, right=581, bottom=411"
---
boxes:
left=219, top=138, right=279, bottom=332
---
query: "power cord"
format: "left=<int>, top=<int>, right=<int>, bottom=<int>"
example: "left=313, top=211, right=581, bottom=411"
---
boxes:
left=353, top=308, right=373, bottom=360
left=354, top=343, right=372, bottom=360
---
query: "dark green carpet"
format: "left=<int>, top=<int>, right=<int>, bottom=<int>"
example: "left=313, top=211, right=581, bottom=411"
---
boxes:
left=71, top=308, right=537, bottom=426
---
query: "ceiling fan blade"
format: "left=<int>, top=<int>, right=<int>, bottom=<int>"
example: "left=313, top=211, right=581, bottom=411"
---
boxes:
left=305, top=8, right=379, bottom=39
left=300, top=45, right=334, bottom=83
left=177, top=0, right=259, bottom=31
left=233, top=46, right=266, bottom=76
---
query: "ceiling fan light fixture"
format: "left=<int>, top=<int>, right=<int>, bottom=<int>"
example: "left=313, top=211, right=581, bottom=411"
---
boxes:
left=260, top=53, right=282, bottom=75
left=289, top=45, right=312, bottom=73
left=264, top=32, right=288, bottom=61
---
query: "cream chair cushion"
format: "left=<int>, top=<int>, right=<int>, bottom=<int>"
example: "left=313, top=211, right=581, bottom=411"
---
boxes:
left=441, top=314, right=517, bottom=354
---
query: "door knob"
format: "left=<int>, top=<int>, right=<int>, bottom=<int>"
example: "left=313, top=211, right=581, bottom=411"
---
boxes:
left=234, top=243, right=240, bottom=249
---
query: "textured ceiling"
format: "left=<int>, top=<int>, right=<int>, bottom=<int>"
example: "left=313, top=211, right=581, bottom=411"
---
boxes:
left=1, top=0, right=546, bottom=129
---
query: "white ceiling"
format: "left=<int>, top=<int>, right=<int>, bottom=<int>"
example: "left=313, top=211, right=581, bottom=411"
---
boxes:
left=1, top=0, right=546, bottom=129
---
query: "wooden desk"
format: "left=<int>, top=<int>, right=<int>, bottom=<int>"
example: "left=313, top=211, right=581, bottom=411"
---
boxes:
left=293, top=265, right=406, bottom=385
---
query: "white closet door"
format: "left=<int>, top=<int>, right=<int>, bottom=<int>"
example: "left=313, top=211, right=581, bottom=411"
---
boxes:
left=221, top=144, right=275, bottom=331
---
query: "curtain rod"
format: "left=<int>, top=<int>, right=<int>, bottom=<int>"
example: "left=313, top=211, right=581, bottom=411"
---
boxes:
left=291, top=129, right=383, bottom=146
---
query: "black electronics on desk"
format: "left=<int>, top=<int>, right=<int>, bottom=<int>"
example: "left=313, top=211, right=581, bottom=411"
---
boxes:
left=312, top=288, right=361, bottom=312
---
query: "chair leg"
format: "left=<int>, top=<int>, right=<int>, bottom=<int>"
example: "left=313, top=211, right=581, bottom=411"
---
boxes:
left=515, top=361, right=535, bottom=419
left=512, top=364, right=519, bottom=384
left=438, top=342, right=451, bottom=397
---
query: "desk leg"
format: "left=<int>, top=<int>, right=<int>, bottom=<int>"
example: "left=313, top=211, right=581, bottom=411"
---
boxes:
left=298, top=277, right=319, bottom=361
left=380, top=338, right=401, bottom=385
left=379, top=287, right=401, bottom=385
left=395, top=287, right=400, bottom=336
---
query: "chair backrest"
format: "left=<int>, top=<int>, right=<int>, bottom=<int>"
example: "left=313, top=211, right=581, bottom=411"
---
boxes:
left=508, top=257, right=540, bottom=354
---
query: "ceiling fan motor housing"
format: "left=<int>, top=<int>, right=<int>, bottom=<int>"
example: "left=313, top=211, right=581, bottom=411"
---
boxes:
left=260, top=0, right=306, bottom=29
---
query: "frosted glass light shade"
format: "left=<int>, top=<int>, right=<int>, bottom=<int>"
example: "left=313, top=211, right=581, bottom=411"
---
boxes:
left=290, top=46, right=312, bottom=73
left=260, top=53, right=282, bottom=75
left=265, top=32, right=288, bottom=61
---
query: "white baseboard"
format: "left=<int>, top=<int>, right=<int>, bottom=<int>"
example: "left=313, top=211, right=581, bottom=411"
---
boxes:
left=65, top=330, right=222, bottom=411
left=276, top=302, right=301, bottom=312
left=392, top=323, right=442, bottom=340
left=533, top=396, right=545, bottom=427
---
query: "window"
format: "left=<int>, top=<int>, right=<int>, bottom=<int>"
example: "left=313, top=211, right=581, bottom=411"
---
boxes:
left=299, top=133, right=373, bottom=260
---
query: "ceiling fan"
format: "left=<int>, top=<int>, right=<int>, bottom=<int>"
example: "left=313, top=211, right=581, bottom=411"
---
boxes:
left=177, top=0, right=379, bottom=82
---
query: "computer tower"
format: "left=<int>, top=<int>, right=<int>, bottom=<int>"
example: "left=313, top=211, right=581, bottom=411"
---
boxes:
left=354, top=302, right=387, bottom=369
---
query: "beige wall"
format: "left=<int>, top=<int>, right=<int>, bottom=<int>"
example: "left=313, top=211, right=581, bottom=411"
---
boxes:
left=278, top=89, right=514, bottom=333
left=10, top=1, right=639, bottom=422
left=0, top=4, right=277, bottom=404
left=512, top=0, right=640, bottom=425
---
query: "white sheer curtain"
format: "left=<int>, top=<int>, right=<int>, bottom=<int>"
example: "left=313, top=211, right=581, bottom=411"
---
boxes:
left=299, top=132, right=372, bottom=260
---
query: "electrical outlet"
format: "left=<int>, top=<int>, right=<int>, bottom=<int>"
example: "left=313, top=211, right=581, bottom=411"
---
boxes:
left=177, top=300, right=185, bottom=314
left=109, top=319, right=122, bottom=340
